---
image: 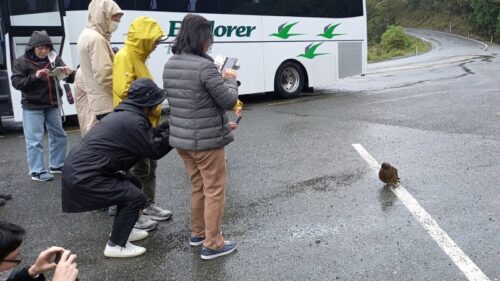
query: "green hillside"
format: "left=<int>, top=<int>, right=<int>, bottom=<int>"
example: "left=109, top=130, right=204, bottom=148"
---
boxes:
left=367, top=0, right=500, bottom=44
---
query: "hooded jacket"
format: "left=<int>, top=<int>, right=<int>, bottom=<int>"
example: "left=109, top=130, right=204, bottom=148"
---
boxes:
left=11, top=30, right=73, bottom=109
left=61, top=100, right=171, bottom=213
left=77, top=0, right=123, bottom=115
left=113, top=16, right=165, bottom=126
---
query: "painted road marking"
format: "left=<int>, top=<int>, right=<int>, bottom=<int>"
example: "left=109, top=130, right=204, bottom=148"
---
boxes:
left=351, top=143, right=491, bottom=281
left=369, top=91, right=447, bottom=104
left=267, top=100, right=297, bottom=106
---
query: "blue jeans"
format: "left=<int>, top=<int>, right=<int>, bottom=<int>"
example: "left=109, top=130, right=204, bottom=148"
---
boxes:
left=22, top=107, right=67, bottom=174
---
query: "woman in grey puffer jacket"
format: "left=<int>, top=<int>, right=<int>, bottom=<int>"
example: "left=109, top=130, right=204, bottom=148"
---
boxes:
left=163, top=14, right=240, bottom=260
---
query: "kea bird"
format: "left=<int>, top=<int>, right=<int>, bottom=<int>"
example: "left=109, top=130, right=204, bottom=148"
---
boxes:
left=379, top=162, right=400, bottom=187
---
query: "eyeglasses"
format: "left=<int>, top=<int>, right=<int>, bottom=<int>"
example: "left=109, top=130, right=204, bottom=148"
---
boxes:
left=1, top=259, right=22, bottom=265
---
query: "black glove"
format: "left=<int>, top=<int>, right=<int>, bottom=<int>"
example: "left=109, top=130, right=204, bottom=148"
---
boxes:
left=157, top=121, right=170, bottom=131
left=127, top=172, right=143, bottom=189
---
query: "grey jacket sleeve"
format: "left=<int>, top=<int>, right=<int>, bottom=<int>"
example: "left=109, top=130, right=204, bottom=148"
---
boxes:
left=199, top=62, right=238, bottom=110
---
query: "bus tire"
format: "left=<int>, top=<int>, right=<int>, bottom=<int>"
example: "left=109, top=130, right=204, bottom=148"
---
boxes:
left=274, top=61, right=305, bottom=99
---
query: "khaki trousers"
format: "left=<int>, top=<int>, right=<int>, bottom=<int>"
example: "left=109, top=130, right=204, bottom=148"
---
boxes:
left=74, top=69, right=96, bottom=136
left=177, top=147, right=226, bottom=250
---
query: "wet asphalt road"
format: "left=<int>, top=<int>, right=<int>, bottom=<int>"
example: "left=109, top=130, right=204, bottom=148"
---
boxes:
left=0, top=29, right=499, bottom=280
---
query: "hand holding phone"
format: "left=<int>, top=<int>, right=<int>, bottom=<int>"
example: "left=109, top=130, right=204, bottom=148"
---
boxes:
left=53, top=250, right=79, bottom=281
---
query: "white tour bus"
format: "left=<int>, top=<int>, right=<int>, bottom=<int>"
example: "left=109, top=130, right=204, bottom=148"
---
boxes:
left=0, top=0, right=367, bottom=123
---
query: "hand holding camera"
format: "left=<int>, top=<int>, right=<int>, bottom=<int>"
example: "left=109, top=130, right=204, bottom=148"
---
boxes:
left=27, top=247, right=78, bottom=281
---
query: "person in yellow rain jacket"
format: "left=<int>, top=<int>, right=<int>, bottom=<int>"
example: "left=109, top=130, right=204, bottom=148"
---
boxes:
left=112, top=16, right=172, bottom=231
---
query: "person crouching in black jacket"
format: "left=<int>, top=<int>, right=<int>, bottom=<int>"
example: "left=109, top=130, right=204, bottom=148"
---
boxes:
left=61, top=78, right=172, bottom=258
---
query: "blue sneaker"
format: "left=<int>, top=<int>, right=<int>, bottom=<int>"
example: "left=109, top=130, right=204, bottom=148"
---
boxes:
left=189, top=236, right=205, bottom=246
left=49, top=166, right=64, bottom=174
left=200, top=240, right=237, bottom=260
left=31, top=171, right=54, bottom=182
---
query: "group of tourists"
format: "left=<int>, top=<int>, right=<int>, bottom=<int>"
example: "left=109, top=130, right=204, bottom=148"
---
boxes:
left=3, top=1, right=242, bottom=280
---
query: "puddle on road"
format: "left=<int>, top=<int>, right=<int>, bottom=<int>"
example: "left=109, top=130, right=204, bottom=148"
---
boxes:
left=287, top=224, right=339, bottom=241
left=378, top=186, right=398, bottom=212
left=289, top=172, right=362, bottom=193
left=223, top=171, right=363, bottom=229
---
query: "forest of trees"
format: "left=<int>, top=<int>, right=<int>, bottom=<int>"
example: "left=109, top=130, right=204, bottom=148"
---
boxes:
left=367, top=0, right=500, bottom=44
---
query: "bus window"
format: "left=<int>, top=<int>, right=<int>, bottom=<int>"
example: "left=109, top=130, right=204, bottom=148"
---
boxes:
left=64, top=0, right=91, bottom=10
left=219, top=0, right=256, bottom=15
left=221, top=0, right=363, bottom=17
left=155, top=1, right=189, bottom=12
left=9, top=0, right=59, bottom=15
left=185, top=0, right=219, bottom=13
left=115, top=0, right=150, bottom=10
left=280, top=0, right=364, bottom=18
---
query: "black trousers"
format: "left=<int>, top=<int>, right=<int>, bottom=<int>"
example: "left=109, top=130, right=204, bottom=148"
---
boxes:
left=109, top=176, right=146, bottom=246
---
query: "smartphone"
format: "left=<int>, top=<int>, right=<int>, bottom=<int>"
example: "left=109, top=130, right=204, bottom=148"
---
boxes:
left=223, top=57, right=238, bottom=70
left=235, top=116, right=242, bottom=124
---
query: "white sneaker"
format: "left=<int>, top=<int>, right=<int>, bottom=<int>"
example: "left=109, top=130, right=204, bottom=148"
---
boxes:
left=103, top=242, right=146, bottom=258
left=128, top=228, right=148, bottom=242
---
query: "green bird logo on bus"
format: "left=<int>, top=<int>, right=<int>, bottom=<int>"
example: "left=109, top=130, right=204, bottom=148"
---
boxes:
left=298, top=43, right=329, bottom=59
left=270, top=22, right=303, bottom=39
left=318, top=23, right=344, bottom=39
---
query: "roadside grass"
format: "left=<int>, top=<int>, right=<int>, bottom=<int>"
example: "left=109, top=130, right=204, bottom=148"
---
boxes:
left=368, top=28, right=432, bottom=63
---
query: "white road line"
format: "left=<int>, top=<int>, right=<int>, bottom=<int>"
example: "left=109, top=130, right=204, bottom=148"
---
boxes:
left=369, top=91, right=447, bottom=104
left=351, top=143, right=491, bottom=281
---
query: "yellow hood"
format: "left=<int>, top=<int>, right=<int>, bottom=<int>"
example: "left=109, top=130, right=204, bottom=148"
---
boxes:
left=87, top=0, right=123, bottom=37
left=125, top=16, right=166, bottom=61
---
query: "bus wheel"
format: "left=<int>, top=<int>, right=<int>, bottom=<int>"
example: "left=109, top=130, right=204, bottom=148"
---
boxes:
left=274, top=61, right=304, bottom=99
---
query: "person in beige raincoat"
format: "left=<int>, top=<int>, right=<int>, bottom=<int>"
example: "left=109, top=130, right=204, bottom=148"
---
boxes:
left=75, top=0, right=123, bottom=136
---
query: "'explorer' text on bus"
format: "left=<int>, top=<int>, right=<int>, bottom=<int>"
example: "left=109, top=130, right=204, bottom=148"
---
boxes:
left=168, top=21, right=257, bottom=38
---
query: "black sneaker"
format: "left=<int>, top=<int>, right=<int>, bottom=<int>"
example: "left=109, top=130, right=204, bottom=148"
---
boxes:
left=49, top=166, right=63, bottom=174
left=189, top=236, right=205, bottom=246
left=31, top=171, right=54, bottom=182
left=0, top=198, right=5, bottom=206
left=200, top=240, right=237, bottom=260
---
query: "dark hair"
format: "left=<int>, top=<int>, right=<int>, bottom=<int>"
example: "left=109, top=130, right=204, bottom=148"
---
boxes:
left=171, top=14, right=213, bottom=56
left=0, top=221, right=25, bottom=260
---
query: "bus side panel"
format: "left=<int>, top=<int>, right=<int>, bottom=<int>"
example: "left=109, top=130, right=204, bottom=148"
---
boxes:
left=67, top=11, right=265, bottom=95
left=209, top=42, right=265, bottom=95
left=261, top=15, right=366, bottom=92
left=311, top=42, right=337, bottom=87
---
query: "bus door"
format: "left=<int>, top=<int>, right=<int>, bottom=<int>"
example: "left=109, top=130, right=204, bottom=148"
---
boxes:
left=0, top=0, right=12, bottom=118
left=4, top=0, right=73, bottom=122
